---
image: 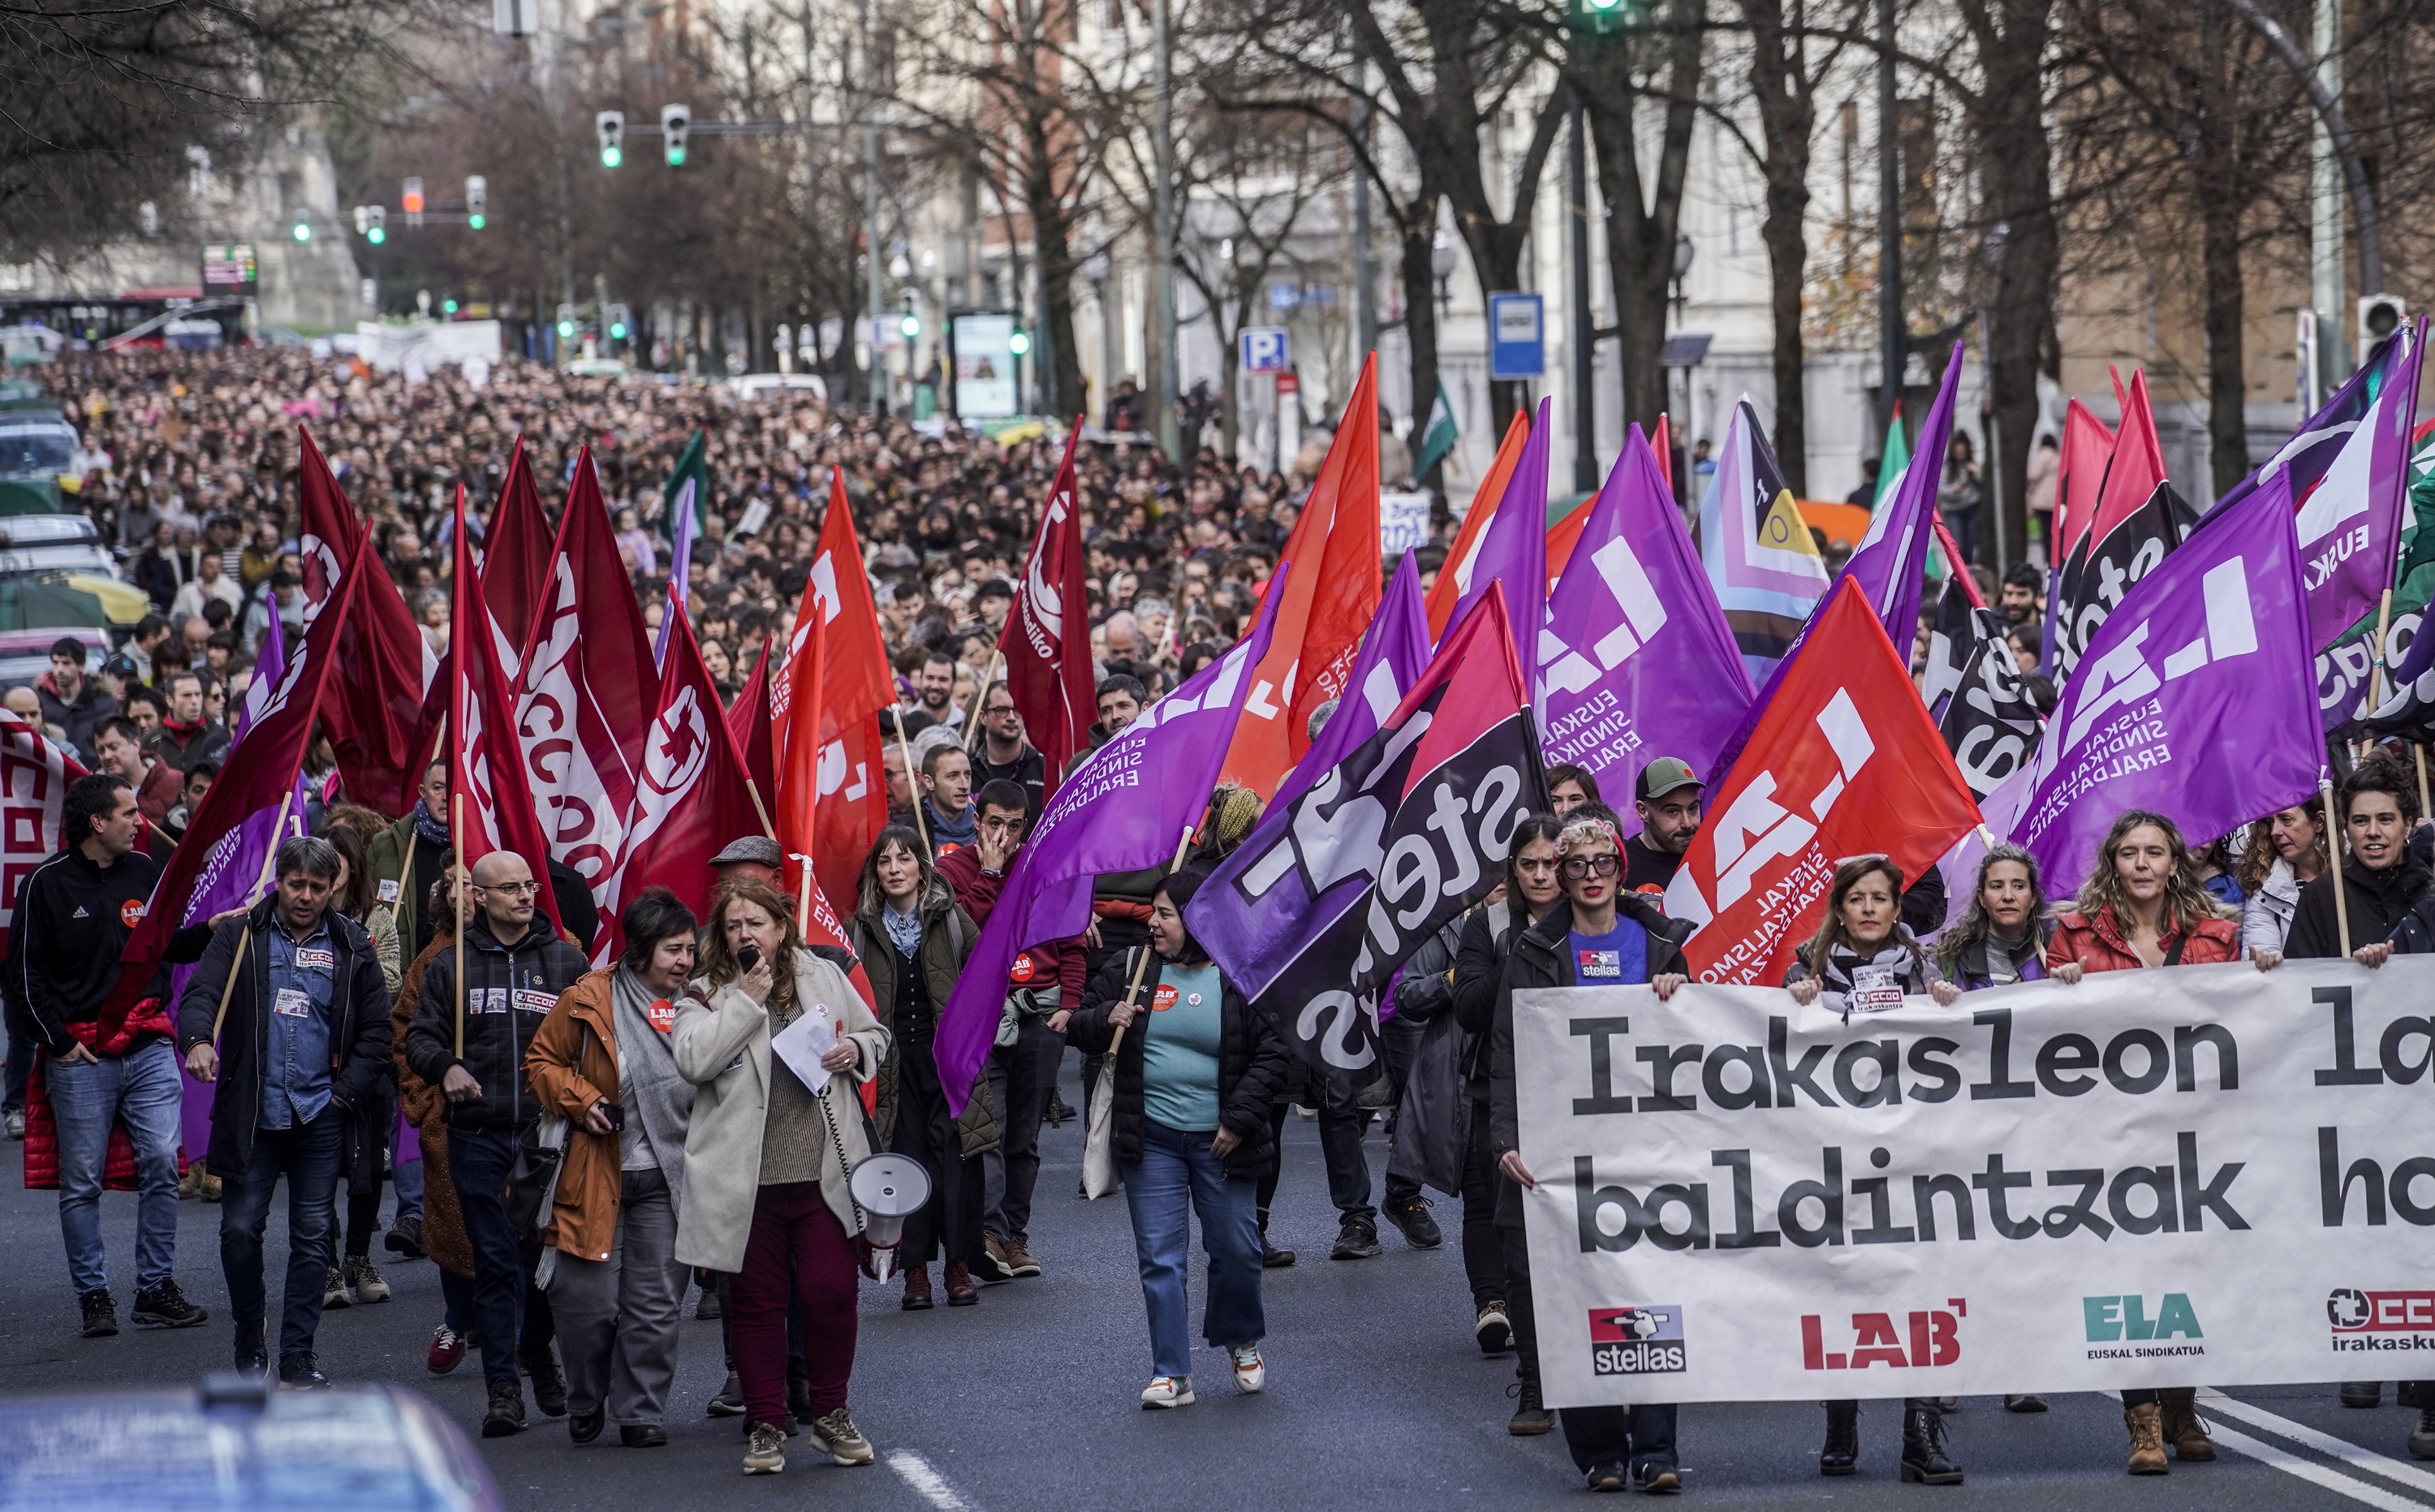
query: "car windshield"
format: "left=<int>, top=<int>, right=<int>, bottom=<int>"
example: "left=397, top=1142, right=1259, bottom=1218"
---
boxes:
left=0, top=424, right=74, bottom=478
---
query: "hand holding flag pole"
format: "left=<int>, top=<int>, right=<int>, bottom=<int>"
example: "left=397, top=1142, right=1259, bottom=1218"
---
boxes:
left=199, top=784, right=304, bottom=1079
left=1083, top=825, right=1198, bottom=1201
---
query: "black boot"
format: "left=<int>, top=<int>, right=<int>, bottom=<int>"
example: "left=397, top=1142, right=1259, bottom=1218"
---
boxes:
left=1506, top=1379, right=1554, bottom=1436
left=1819, top=1400, right=1859, bottom=1476
left=1901, top=1405, right=1963, bottom=1485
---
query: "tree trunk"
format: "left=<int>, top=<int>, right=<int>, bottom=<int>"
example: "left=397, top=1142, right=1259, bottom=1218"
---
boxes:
left=1024, top=123, right=1084, bottom=423
left=2196, top=12, right=2248, bottom=498
left=1743, top=0, right=1814, bottom=496
left=1399, top=221, right=1446, bottom=501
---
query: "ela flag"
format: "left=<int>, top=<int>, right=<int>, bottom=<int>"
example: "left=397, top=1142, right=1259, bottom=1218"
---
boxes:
left=2218, top=323, right=2415, bottom=520
left=1664, top=580, right=1983, bottom=986
left=514, top=450, right=660, bottom=904
left=1700, top=397, right=1832, bottom=683
left=0, top=708, right=84, bottom=957
left=1267, top=552, right=1432, bottom=818
left=1221, top=360, right=1383, bottom=796
left=2006, top=469, right=2318, bottom=896
left=2292, top=323, right=2421, bottom=650
left=452, top=487, right=565, bottom=936
left=1000, top=428, right=1097, bottom=784
left=484, top=438, right=552, bottom=678
left=935, top=569, right=1291, bottom=1115
left=1424, top=411, right=1530, bottom=641
left=1539, top=424, right=1752, bottom=798
left=1191, top=585, right=1544, bottom=1087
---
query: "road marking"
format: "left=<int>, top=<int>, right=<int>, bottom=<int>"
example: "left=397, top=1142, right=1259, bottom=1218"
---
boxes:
left=2204, top=1420, right=2429, bottom=1510
left=2199, top=1389, right=2435, bottom=1497
left=888, top=1450, right=975, bottom=1511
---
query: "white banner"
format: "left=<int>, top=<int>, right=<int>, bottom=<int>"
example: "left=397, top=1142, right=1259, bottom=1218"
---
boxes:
left=1514, top=958, right=2435, bottom=1405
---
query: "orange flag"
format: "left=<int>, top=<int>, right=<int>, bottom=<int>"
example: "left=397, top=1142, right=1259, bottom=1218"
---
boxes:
left=1424, top=410, right=1531, bottom=641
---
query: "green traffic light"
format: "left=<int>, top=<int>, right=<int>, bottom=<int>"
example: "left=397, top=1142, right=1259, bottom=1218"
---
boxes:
left=468, top=213, right=486, bottom=230
left=667, top=147, right=686, bottom=166
left=1008, top=329, right=1031, bottom=355
left=292, top=221, right=312, bottom=242
left=444, top=299, right=459, bottom=314
left=557, top=320, right=575, bottom=338
left=367, top=226, right=386, bottom=245
left=610, top=321, right=628, bottom=339
left=601, top=146, right=623, bottom=168
left=901, top=315, right=920, bottom=338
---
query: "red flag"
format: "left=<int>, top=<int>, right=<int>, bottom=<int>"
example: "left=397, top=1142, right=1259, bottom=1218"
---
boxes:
left=2085, top=368, right=2166, bottom=549
left=2054, top=398, right=2117, bottom=564
left=1221, top=356, right=1385, bottom=796
left=295, top=428, right=360, bottom=626
left=998, top=426, right=1096, bottom=783
left=1653, top=414, right=1674, bottom=496
left=483, top=438, right=553, bottom=677
left=513, top=449, right=659, bottom=905
left=778, top=617, right=826, bottom=879
left=452, top=486, right=564, bottom=935
left=1545, top=498, right=1590, bottom=583
left=1424, top=410, right=1532, bottom=641
left=812, top=715, right=887, bottom=918
left=0, top=709, right=85, bottom=958
left=727, top=640, right=777, bottom=812
left=774, top=467, right=892, bottom=747
left=1663, top=579, right=1982, bottom=986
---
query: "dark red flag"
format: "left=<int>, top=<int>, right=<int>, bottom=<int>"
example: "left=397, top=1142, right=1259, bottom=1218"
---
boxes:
left=452, top=485, right=563, bottom=935
left=998, top=427, right=1095, bottom=785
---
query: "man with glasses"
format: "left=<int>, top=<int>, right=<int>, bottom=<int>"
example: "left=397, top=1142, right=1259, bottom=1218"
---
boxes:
left=971, top=682, right=1045, bottom=820
left=404, top=851, right=587, bottom=1440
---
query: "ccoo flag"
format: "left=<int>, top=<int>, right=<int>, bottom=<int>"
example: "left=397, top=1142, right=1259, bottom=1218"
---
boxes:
left=1538, top=423, right=1751, bottom=799
left=999, top=427, right=1096, bottom=783
left=2003, top=467, right=2319, bottom=897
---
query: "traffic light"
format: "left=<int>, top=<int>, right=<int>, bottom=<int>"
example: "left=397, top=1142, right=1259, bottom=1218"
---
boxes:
left=1567, top=0, right=1627, bottom=32
left=899, top=291, right=920, bottom=340
left=608, top=305, right=631, bottom=340
left=444, top=299, right=459, bottom=315
left=465, top=175, right=487, bottom=230
left=2360, top=294, right=2409, bottom=362
left=291, top=216, right=312, bottom=242
left=556, top=302, right=577, bottom=339
left=402, top=177, right=425, bottom=226
left=1007, top=327, right=1031, bottom=356
left=597, top=111, right=626, bottom=168
left=662, top=104, right=690, bottom=166
left=354, top=205, right=386, bottom=243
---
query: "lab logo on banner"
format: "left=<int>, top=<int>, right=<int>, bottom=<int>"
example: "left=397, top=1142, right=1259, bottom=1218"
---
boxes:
left=1799, top=1304, right=1963, bottom=1372
left=1588, top=1305, right=1687, bottom=1376
left=2083, top=1294, right=2204, bottom=1359
left=2326, top=1288, right=2435, bottom=1352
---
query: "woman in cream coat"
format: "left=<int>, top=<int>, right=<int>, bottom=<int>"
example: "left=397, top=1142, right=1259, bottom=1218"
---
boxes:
left=671, top=879, right=889, bottom=1478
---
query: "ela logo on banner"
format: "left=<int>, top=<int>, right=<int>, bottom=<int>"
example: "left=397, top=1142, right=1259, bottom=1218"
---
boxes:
left=2083, top=1294, right=2204, bottom=1360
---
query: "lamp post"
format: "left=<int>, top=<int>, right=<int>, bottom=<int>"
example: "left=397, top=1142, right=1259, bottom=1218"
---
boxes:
left=1083, top=251, right=1113, bottom=426
left=1431, top=231, right=1457, bottom=321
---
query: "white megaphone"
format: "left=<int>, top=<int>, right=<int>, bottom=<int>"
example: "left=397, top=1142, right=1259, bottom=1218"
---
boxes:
left=847, top=1152, right=932, bottom=1282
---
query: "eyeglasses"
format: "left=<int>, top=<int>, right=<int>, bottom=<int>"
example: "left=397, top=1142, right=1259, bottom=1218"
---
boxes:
left=474, top=880, right=540, bottom=895
left=1560, top=853, right=1621, bottom=880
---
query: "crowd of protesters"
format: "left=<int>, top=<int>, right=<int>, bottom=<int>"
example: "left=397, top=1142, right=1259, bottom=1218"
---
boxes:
left=12, top=347, right=2435, bottom=1493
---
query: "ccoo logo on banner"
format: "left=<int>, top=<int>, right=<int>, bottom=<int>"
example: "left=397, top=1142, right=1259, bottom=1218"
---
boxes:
left=1511, top=958, right=2435, bottom=1404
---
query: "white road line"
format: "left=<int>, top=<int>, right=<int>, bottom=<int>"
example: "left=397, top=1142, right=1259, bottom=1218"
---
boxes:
left=888, top=1449, right=976, bottom=1512
left=2197, top=1389, right=2435, bottom=1498
left=2204, top=1421, right=2430, bottom=1511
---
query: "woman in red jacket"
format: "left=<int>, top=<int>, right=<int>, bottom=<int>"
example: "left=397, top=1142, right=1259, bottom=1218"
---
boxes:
left=2045, top=809, right=2238, bottom=1476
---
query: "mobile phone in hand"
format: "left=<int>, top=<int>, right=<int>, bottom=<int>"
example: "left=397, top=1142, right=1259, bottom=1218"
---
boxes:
left=737, top=944, right=761, bottom=974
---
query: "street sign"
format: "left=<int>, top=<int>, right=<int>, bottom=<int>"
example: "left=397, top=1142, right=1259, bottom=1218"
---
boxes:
left=200, top=244, right=258, bottom=292
left=1241, top=326, right=1289, bottom=374
left=1488, top=292, right=1544, bottom=380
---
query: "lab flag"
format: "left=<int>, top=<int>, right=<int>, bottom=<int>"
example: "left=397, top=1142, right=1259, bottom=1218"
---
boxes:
left=1190, top=586, right=1544, bottom=1088
left=2005, top=469, right=2319, bottom=898
left=1424, top=411, right=1530, bottom=641
left=1665, top=581, right=1982, bottom=987
left=998, top=427, right=1097, bottom=786
left=453, top=487, right=565, bottom=936
left=1538, top=424, right=1752, bottom=799
left=1700, top=397, right=1832, bottom=683
left=934, top=570, right=1291, bottom=1116
left=1220, top=357, right=1383, bottom=797
left=0, top=709, right=84, bottom=957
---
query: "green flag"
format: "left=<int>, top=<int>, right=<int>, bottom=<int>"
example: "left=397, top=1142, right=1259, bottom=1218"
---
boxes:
left=1873, top=402, right=1909, bottom=510
left=1413, top=377, right=1459, bottom=482
left=664, top=429, right=709, bottom=537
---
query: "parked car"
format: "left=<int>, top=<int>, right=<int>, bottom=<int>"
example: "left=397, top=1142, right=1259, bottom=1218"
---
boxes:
left=726, top=371, right=826, bottom=403
left=0, top=414, right=75, bottom=515
left=0, top=515, right=114, bottom=575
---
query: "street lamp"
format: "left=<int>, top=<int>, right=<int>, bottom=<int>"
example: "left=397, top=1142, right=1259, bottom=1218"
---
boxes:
left=1082, top=252, right=1114, bottom=422
left=1670, top=232, right=1694, bottom=321
left=1431, top=230, right=1458, bottom=318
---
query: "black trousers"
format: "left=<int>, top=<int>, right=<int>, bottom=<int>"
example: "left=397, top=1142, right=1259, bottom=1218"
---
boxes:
left=1459, top=1098, right=1504, bottom=1307
left=1500, top=1218, right=1672, bottom=1470
left=890, top=1033, right=985, bottom=1266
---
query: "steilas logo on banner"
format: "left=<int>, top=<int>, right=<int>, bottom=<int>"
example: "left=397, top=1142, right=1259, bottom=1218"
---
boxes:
left=1665, top=581, right=1983, bottom=985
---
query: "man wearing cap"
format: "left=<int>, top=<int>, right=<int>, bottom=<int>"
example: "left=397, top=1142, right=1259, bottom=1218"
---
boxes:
left=1625, top=759, right=1704, bottom=898
left=708, top=835, right=783, bottom=892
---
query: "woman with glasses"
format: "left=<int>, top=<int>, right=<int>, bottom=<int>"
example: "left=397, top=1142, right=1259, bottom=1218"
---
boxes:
left=1489, top=812, right=1692, bottom=1494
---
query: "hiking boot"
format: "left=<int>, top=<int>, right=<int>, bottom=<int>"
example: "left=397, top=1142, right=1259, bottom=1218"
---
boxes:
left=1475, top=1301, right=1513, bottom=1355
left=1003, top=1238, right=1042, bottom=1277
left=1900, top=1405, right=1963, bottom=1485
left=2342, top=1382, right=2382, bottom=1408
left=343, top=1256, right=390, bottom=1303
left=426, top=1325, right=470, bottom=1375
left=482, top=1390, right=528, bottom=1438
left=810, top=1407, right=874, bottom=1466
left=944, top=1259, right=979, bottom=1305
left=524, top=1346, right=569, bottom=1416
left=2124, top=1402, right=2167, bottom=1475
left=1329, top=1218, right=1381, bottom=1260
left=2005, top=1394, right=2049, bottom=1412
left=708, top=1372, right=745, bottom=1416
left=902, top=1264, right=934, bottom=1311
left=277, top=1352, right=330, bottom=1390
left=383, top=1216, right=426, bottom=1259
left=1383, top=1195, right=1442, bottom=1248
left=1820, top=1400, right=1859, bottom=1475
left=976, top=1237, right=1016, bottom=1282
left=2411, top=1409, right=2435, bottom=1459
left=322, top=1265, right=351, bottom=1311
left=743, top=1422, right=787, bottom=1474
left=79, top=1288, right=118, bottom=1338
left=2158, top=1389, right=2213, bottom=1461
left=131, top=1280, right=208, bottom=1329
left=1506, top=1380, right=1553, bottom=1436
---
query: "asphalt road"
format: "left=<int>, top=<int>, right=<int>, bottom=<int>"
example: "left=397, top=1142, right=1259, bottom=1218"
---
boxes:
left=5, top=1059, right=2433, bottom=1510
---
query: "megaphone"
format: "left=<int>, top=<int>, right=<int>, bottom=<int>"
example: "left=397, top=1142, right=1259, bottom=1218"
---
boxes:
left=847, top=1152, right=933, bottom=1282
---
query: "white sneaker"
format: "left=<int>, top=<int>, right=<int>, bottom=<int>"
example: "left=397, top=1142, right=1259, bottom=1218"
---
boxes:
left=1229, top=1345, right=1265, bottom=1394
left=1140, top=1376, right=1194, bottom=1409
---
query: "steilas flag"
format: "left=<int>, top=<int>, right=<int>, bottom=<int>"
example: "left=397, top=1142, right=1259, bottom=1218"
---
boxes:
left=999, top=426, right=1095, bottom=785
left=776, top=469, right=892, bottom=913
left=1424, top=411, right=1530, bottom=641
left=298, top=429, right=443, bottom=815
left=452, top=486, right=564, bottom=937
left=514, top=448, right=659, bottom=906
left=1665, top=579, right=1983, bottom=986
left=484, top=438, right=553, bottom=678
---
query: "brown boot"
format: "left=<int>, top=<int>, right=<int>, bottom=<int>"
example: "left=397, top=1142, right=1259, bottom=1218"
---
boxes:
left=2124, top=1402, right=2168, bottom=1475
left=901, top=1265, right=933, bottom=1311
left=200, top=1173, right=222, bottom=1203
left=944, top=1260, right=979, bottom=1307
left=2157, top=1389, right=2215, bottom=1461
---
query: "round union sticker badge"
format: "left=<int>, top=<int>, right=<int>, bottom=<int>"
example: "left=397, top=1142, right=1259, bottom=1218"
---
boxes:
left=1151, top=984, right=1179, bottom=1011
left=647, top=999, right=677, bottom=1033
left=1010, top=953, right=1036, bottom=984
left=119, top=898, right=146, bottom=928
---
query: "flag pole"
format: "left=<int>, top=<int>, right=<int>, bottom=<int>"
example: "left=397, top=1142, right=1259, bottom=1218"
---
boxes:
left=453, top=791, right=468, bottom=1060
left=208, top=782, right=301, bottom=1048
left=791, top=851, right=817, bottom=929
left=890, top=704, right=929, bottom=853
left=2418, top=743, right=2433, bottom=825
left=743, top=777, right=776, bottom=841
left=2322, top=775, right=2352, bottom=958
left=2367, top=588, right=2398, bottom=711
left=1099, top=825, right=1200, bottom=1071
left=961, top=649, right=1003, bottom=754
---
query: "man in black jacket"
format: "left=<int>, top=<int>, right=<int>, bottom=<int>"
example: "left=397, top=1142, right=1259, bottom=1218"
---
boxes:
left=178, top=836, right=391, bottom=1385
left=2282, top=756, right=2429, bottom=962
left=18, top=772, right=221, bottom=1338
left=404, top=850, right=588, bottom=1438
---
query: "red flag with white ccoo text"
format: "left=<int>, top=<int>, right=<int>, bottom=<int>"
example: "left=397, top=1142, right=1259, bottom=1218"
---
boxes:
left=453, top=486, right=564, bottom=935
left=774, top=469, right=893, bottom=914
left=0, top=708, right=84, bottom=957
left=483, top=437, right=553, bottom=678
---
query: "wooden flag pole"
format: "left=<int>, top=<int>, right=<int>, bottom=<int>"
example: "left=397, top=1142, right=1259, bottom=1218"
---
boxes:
left=891, top=704, right=929, bottom=853
left=1102, top=826, right=1200, bottom=1064
left=2367, top=587, right=2398, bottom=712
left=453, top=791, right=468, bottom=1059
left=961, top=649, right=1004, bottom=754
left=2418, top=744, right=2433, bottom=825
left=209, top=782, right=301, bottom=1048
left=743, top=776, right=777, bottom=841
left=2323, top=775, right=2352, bottom=959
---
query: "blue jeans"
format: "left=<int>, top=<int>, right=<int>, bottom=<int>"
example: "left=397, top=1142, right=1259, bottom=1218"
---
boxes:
left=393, top=1152, right=425, bottom=1225
left=49, top=1040, right=183, bottom=1295
left=1121, top=1118, right=1264, bottom=1380
left=220, top=1109, right=343, bottom=1360
left=448, top=1125, right=528, bottom=1396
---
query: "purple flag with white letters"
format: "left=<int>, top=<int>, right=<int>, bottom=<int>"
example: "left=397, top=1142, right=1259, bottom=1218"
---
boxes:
left=2001, top=468, right=2319, bottom=896
left=1446, top=397, right=1549, bottom=674
left=933, top=568, right=1289, bottom=1114
left=236, top=607, right=286, bottom=743
left=2293, top=326, right=2420, bottom=650
left=1538, top=424, right=1752, bottom=798
left=1842, top=342, right=1959, bottom=648
left=1274, top=552, right=1432, bottom=816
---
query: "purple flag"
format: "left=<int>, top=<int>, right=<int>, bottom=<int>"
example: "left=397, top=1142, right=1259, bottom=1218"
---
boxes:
left=654, top=476, right=700, bottom=670
left=236, top=606, right=287, bottom=743
left=1446, top=396, right=1550, bottom=676
left=2001, top=467, right=2318, bottom=896
left=1843, top=342, right=1959, bottom=646
left=2217, top=322, right=2414, bottom=517
left=1538, top=423, right=1752, bottom=797
left=1274, top=553, right=1431, bottom=816
left=933, top=568, right=1291, bottom=1113
left=2295, top=325, right=2421, bottom=649
left=172, top=770, right=311, bottom=1161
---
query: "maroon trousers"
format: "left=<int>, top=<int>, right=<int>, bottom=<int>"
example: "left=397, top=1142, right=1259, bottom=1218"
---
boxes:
left=731, top=1180, right=860, bottom=1429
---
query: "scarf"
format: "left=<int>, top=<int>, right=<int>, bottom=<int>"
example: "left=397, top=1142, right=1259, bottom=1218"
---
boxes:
left=924, top=800, right=977, bottom=851
left=412, top=797, right=451, bottom=846
left=1816, top=941, right=1928, bottom=1021
left=882, top=900, right=922, bottom=958
left=610, top=966, right=696, bottom=1213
